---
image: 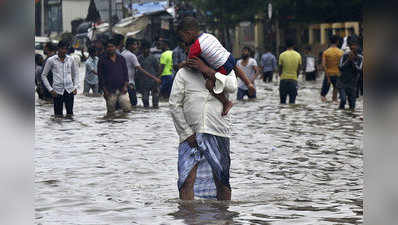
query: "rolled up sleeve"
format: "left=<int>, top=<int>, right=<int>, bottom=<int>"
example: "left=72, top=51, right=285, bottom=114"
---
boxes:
left=71, top=59, right=80, bottom=90
left=169, top=71, right=194, bottom=143
left=41, top=59, right=53, bottom=92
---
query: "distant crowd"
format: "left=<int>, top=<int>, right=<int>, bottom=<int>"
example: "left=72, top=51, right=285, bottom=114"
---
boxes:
left=35, top=22, right=363, bottom=118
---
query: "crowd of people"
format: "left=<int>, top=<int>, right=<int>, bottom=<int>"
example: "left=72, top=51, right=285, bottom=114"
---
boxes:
left=255, top=31, right=363, bottom=110
left=35, top=35, right=182, bottom=117
left=35, top=16, right=364, bottom=202
left=35, top=21, right=363, bottom=118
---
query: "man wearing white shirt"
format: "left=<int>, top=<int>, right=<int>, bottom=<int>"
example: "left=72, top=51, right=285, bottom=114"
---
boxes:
left=41, top=39, right=79, bottom=118
left=169, top=57, right=237, bottom=201
left=122, top=38, right=161, bottom=106
left=237, top=46, right=260, bottom=100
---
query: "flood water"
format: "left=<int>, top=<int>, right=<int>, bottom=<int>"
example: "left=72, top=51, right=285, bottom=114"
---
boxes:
left=35, top=68, right=363, bottom=225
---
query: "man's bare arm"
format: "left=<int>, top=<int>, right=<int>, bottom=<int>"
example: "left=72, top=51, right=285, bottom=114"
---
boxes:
left=137, top=66, right=161, bottom=83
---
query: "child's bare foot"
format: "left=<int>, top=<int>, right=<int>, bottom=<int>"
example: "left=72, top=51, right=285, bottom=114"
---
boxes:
left=222, top=101, right=233, bottom=116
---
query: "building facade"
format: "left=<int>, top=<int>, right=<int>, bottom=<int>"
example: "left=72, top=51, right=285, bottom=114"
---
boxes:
left=35, top=0, right=127, bottom=36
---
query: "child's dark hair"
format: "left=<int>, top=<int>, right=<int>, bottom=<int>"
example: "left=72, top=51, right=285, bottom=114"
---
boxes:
left=177, top=16, right=199, bottom=32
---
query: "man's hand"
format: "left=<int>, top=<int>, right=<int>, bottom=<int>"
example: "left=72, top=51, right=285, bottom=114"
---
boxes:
left=121, top=86, right=128, bottom=94
left=185, top=134, right=197, bottom=148
left=186, top=57, right=214, bottom=79
left=248, top=83, right=256, bottom=96
left=72, top=89, right=77, bottom=95
left=154, top=77, right=162, bottom=84
left=178, top=61, right=187, bottom=69
left=50, top=90, right=57, bottom=97
left=103, top=88, right=110, bottom=99
left=325, top=73, right=331, bottom=84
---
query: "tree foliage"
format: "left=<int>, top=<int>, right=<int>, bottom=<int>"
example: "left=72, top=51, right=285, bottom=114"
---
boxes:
left=186, top=0, right=362, bottom=25
left=184, top=0, right=362, bottom=49
left=268, top=0, right=362, bottom=23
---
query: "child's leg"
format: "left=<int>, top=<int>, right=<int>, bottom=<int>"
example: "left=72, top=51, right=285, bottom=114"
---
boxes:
left=205, top=79, right=233, bottom=116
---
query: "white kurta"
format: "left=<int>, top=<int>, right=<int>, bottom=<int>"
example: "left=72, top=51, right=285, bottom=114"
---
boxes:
left=169, top=68, right=238, bottom=143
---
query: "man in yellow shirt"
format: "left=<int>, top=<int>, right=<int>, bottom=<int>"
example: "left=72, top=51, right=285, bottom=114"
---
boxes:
left=159, top=39, right=174, bottom=99
left=278, top=39, right=302, bottom=104
left=321, top=35, right=344, bottom=102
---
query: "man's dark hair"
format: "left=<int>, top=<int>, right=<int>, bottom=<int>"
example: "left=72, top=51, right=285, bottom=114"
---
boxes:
left=107, top=38, right=119, bottom=46
left=159, top=38, right=169, bottom=47
left=125, top=37, right=138, bottom=48
left=58, top=39, right=70, bottom=49
left=113, top=33, right=125, bottom=46
left=176, top=16, right=199, bottom=32
left=243, top=46, right=253, bottom=55
left=305, top=46, right=312, bottom=52
left=348, top=39, right=358, bottom=47
left=285, top=38, right=295, bottom=48
left=141, top=40, right=151, bottom=50
left=45, top=42, right=57, bottom=52
left=329, top=35, right=339, bottom=44
left=35, top=54, right=43, bottom=66
left=94, top=38, right=107, bottom=47
left=88, top=46, right=96, bottom=56
left=67, top=47, right=75, bottom=54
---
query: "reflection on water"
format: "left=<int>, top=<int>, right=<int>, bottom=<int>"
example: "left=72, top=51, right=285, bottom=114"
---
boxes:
left=35, top=71, right=363, bottom=224
left=169, top=200, right=238, bottom=225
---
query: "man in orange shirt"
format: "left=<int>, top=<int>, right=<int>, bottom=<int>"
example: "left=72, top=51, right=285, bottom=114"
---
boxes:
left=320, top=35, right=344, bottom=102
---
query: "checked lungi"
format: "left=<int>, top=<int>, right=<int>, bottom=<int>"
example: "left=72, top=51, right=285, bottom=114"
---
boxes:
left=177, top=133, right=231, bottom=199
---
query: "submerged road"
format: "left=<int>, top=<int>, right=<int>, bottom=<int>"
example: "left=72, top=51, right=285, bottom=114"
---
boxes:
left=35, top=69, right=363, bottom=225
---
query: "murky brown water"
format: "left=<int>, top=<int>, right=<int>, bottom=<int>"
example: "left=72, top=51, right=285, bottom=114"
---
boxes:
left=35, top=69, right=363, bottom=224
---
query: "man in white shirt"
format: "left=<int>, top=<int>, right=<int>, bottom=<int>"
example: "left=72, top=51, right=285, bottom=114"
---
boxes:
left=41, top=39, right=79, bottom=118
left=122, top=38, right=161, bottom=106
left=237, top=46, right=260, bottom=100
left=169, top=57, right=237, bottom=201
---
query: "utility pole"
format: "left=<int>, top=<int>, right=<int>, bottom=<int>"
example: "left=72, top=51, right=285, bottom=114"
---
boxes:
left=108, top=0, right=112, bottom=33
left=275, top=9, right=280, bottom=57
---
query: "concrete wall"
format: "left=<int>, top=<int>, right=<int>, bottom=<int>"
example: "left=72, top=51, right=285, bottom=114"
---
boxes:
left=95, top=0, right=123, bottom=23
left=309, top=22, right=360, bottom=45
left=62, top=0, right=90, bottom=32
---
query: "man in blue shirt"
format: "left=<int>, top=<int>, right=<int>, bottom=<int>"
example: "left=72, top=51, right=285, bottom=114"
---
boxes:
left=84, top=46, right=99, bottom=96
left=260, top=48, right=277, bottom=83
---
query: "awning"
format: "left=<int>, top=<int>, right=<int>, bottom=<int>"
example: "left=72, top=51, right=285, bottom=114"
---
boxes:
left=126, top=29, right=143, bottom=37
left=113, top=15, right=149, bottom=36
left=128, top=1, right=168, bottom=17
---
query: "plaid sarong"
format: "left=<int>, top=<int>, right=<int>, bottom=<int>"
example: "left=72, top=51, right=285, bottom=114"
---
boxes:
left=178, top=133, right=231, bottom=199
